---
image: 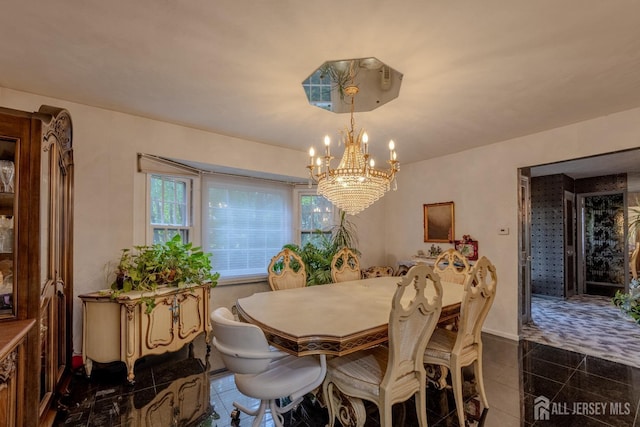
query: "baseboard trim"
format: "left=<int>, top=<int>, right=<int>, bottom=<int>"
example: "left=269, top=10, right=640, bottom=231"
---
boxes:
left=482, top=327, right=520, bottom=341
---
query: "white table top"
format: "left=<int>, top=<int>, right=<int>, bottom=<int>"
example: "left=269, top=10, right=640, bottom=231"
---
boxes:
left=236, top=276, right=464, bottom=356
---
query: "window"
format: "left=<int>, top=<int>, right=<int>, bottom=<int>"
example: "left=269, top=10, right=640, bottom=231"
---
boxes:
left=302, top=69, right=333, bottom=111
left=298, top=191, right=336, bottom=246
left=148, top=174, right=192, bottom=244
left=202, top=175, right=292, bottom=283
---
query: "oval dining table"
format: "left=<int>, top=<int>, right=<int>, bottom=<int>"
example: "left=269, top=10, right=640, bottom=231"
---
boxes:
left=235, top=275, right=464, bottom=357
left=234, top=275, right=464, bottom=427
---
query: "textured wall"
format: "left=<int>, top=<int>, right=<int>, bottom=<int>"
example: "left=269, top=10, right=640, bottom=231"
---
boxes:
left=532, top=174, right=627, bottom=297
left=531, top=174, right=568, bottom=297
left=575, top=174, right=626, bottom=193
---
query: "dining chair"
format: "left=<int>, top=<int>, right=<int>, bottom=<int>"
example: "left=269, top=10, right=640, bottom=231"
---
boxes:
left=433, top=248, right=471, bottom=285
left=211, top=307, right=327, bottom=427
left=330, top=247, right=361, bottom=283
left=267, top=248, right=307, bottom=290
left=322, top=264, right=443, bottom=427
left=432, top=249, right=471, bottom=331
left=361, top=265, right=395, bottom=279
left=423, top=256, right=497, bottom=427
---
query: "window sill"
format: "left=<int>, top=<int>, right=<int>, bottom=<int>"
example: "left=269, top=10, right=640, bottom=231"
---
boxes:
left=217, top=275, right=268, bottom=286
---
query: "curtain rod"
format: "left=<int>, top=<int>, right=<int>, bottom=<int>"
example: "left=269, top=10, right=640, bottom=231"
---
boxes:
left=138, top=153, right=307, bottom=186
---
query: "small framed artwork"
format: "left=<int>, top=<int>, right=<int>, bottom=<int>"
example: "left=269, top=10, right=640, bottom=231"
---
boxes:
left=455, top=239, right=478, bottom=261
left=423, top=202, right=455, bottom=243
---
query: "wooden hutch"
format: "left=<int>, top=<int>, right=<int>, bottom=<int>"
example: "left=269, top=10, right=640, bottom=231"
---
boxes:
left=0, top=106, right=74, bottom=426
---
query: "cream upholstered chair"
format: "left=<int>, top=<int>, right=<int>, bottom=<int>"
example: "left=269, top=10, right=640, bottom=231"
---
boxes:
left=211, top=307, right=326, bottom=427
left=433, top=248, right=471, bottom=285
left=267, top=248, right=307, bottom=291
left=361, top=265, right=395, bottom=279
left=322, top=264, right=443, bottom=427
left=423, top=256, right=497, bottom=427
left=330, top=247, right=361, bottom=283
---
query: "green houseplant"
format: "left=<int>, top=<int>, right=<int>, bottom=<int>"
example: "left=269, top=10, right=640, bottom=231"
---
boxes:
left=111, top=234, right=220, bottom=294
left=278, top=211, right=359, bottom=286
left=612, top=278, right=640, bottom=324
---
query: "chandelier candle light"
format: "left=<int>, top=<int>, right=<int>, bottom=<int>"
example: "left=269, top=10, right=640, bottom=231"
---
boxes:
left=307, top=85, right=399, bottom=215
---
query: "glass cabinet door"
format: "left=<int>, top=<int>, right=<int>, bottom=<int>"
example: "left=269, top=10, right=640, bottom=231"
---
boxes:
left=0, top=136, right=16, bottom=319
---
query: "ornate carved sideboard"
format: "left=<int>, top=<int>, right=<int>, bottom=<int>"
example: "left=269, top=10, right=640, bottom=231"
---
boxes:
left=79, top=283, right=212, bottom=383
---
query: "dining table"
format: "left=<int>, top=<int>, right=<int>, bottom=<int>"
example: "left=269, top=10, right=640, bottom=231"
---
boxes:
left=235, top=275, right=464, bottom=427
left=235, top=275, right=464, bottom=357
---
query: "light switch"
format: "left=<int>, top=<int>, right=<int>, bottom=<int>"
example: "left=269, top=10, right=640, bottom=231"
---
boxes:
left=498, top=227, right=509, bottom=235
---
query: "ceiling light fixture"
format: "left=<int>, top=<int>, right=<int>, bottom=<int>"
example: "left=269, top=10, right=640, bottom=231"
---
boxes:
left=307, top=61, right=399, bottom=215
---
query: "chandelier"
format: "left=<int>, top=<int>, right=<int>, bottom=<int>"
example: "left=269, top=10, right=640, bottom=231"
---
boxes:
left=307, top=84, right=399, bottom=215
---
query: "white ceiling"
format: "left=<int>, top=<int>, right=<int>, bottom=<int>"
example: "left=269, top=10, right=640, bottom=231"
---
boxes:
left=2, top=1, right=640, bottom=172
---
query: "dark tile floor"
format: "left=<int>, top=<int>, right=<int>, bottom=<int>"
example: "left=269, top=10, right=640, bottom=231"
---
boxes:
left=54, top=333, right=640, bottom=427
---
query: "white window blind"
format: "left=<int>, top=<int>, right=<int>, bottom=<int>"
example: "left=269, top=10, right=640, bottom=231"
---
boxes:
left=202, top=174, right=292, bottom=282
left=298, top=191, right=335, bottom=246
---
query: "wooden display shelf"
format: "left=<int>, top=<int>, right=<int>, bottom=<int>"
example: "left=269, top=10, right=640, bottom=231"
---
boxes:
left=0, top=192, right=13, bottom=216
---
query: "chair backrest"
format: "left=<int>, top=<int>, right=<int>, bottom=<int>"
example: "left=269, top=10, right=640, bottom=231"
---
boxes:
left=433, top=249, right=471, bottom=285
left=382, top=264, right=443, bottom=391
left=267, top=248, right=307, bottom=291
left=211, top=307, right=273, bottom=374
left=330, top=247, right=361, bottom=283
left=453, top=257, right=498, bottom=353
left=361, top=265, right=395, bottom=279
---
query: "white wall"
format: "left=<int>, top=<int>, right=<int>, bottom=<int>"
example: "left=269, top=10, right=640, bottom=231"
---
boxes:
left=384, top=107, right=640, bottom=340
left=4, top=85, right=640, bottom=352
left=0, top=87, right=387, bottom=354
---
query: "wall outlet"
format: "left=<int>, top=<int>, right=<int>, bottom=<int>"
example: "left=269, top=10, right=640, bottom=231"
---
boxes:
left=498, top=227, right=509, bottom=235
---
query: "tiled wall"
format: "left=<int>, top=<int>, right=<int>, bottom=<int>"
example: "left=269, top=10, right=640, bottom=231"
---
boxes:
left=531, top=173, right=627, bottom=297
left=574, top=174, right=626, bottom=193
left=531, top=174, right=572, bottom=297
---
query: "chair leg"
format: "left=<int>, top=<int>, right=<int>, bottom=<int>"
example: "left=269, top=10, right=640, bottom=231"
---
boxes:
left=473, top=357, right=489, bottom=409
left=232, top=400, right=267, bottom=427
left=269, top=399, right=286, bottom=427
left=379, top=401, right=393, bottom=427
left=416, top=383, right=428, bottom=427
left=450, top=365, right=466, bottom=427
left=323, top=380, right=336, bottom=427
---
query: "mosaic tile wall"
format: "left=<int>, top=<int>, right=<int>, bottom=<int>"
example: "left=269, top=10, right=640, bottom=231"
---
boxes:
left=531, top=174, right=571, bottom=297
left=574, top=173, right=626, bottom=193
left=531, top=173, right=628, bottom=297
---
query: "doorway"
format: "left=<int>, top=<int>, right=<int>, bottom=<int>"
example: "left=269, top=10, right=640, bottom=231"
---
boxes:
left=518, top=148, right=640, bottom=354
left=564, top=190, right=576, bottom=297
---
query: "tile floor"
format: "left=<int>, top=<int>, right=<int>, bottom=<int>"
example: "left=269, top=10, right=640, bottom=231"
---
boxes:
left=54, top=333, right=640, bottom=427
left=521, top=294, right=640, bottom=368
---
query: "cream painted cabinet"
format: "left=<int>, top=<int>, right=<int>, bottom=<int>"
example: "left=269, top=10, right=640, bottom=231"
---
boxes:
left=79, top=284, right=211, bottom=383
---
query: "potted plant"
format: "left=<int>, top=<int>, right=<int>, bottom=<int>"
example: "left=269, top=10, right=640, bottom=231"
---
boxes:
left=81, top=235, right=220, bottom=382
left=278, top=211, right=359, bottom=286
left=612, top=278, right=640, bottom=324
left=111, top=234, right=219, bottom=293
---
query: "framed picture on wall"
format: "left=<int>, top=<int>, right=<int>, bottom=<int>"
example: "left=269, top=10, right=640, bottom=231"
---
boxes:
left=423, top=202, right=455, bottom=243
